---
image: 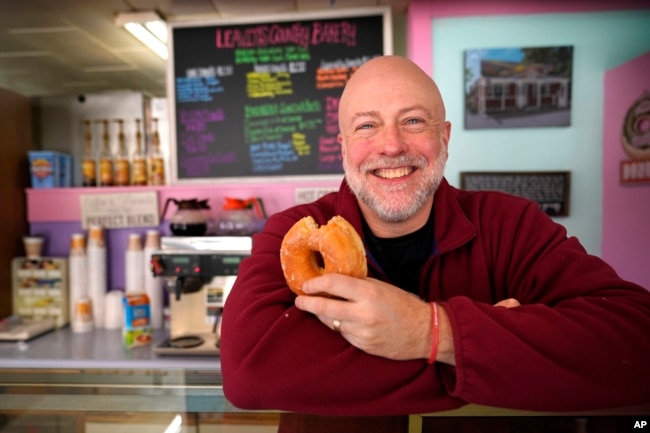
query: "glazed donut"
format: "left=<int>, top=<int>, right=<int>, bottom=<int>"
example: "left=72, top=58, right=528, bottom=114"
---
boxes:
left=280, top=215, right=367, bottom=296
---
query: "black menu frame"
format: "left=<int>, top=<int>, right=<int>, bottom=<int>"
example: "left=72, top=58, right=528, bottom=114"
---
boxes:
left=167, top=7, right=392, bottom=184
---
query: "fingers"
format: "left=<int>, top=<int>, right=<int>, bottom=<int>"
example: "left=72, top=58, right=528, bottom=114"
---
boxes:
left=494, top=298, right=521, bottom=308
left=300, top=273, right=361, bottom=300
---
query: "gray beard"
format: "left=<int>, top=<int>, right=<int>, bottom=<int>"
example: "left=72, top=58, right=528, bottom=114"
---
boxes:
left=344, top=150, right=447, bottom=223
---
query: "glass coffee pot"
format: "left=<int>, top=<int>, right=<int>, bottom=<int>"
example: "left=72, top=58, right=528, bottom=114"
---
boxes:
left=162, top=198, right=209, bottom=236
left=216, top=197, right=266, bottom=236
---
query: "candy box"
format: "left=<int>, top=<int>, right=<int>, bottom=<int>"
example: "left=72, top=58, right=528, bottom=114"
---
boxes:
left=58, top=153, right=72, bottom=187
left=28, top=151, right=73, bottom=188
left=123, top=293, right=152, bottom=348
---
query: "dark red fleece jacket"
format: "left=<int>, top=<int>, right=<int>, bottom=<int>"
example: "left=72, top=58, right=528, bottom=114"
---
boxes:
left=220, top=178, right=650, bottom=416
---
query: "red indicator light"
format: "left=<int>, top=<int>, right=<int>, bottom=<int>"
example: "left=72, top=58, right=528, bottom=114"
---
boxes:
left=175, top=266, right=181, bottom=273
left=194, top=266, right=201, bottom=273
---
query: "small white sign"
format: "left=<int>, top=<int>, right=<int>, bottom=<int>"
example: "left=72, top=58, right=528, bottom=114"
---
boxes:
left=294, top=186, right=338, bottom=204
left=80, top=191, right=159, bottom=229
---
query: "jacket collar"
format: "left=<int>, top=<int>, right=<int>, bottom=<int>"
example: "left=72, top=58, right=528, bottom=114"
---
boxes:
left=337, top=177, right=476, bottom=255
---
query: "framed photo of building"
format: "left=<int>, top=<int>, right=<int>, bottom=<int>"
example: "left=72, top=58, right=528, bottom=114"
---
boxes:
left=464, top=46, right=573, bottom=129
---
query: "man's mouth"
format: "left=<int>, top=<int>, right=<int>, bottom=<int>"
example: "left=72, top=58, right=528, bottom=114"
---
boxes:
left=373, top=166, right=414, bottom=179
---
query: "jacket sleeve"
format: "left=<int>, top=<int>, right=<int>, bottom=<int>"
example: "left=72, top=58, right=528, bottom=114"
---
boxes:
left=442, top=199, right=650, bottom=411
left=220, top=210, right=463, bottom=416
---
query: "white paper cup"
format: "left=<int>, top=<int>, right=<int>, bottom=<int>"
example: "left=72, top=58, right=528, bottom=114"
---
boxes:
left=104, top=290, right=125, bottom=329
left=23, top=236, right=44, bottom=258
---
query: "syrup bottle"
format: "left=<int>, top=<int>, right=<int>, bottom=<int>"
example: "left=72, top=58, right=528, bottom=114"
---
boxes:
left=81, top=120, right=97, bottom=187
left=96, top=119, right=113, bottom=187
left=131, top=119, right=148, bottom=186
left=113, top=119, right=130, bottom=186
left=147, top=118, right=165, bottom=185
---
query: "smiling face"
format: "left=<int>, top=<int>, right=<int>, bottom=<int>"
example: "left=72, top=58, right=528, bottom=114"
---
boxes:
left=338, top=56, right=451, bottom=234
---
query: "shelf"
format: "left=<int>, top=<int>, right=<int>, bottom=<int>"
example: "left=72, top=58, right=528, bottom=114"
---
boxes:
left=26, top=180, right=340, bottom=223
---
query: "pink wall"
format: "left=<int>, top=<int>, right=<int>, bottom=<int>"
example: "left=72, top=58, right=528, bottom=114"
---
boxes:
left=406, top=0, right=650, bottom=75
left=602, top=52, right=650, bottom=289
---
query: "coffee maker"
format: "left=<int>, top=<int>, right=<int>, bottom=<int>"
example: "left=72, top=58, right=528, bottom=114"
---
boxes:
left=150, top=236, right=251, bottom=355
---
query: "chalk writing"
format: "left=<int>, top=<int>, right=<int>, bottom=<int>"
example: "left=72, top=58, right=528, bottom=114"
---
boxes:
left=311, top=21, right=357, bottom=46
left=215, top=21, right=357, bottom=49
left=217, top=24, right=312, bottom=49
left=245, top=117, right=299, bottom=143
left=176, top=76, right=225, bottom=103
left=316, top=67, right=354, bottom=89
left=179, top=108, right=225, bottom=132
left=249, top=141, right=299, bottom=173
left=247, top=71, right=293, bottom=98
left=244, top=99, right=321, bottom=118
left=292, top=132, right=310, bottom=156
left=319, top=56, right=374, bottom=69
left=180, top=152, right=238, bottom=177
left=235, top=46, right=311, bottom=65
left=186, top=65, right=234, bottom=78
left=179, top=132, right=213, bottom=154
left=325, top=96, right=339, bottom=134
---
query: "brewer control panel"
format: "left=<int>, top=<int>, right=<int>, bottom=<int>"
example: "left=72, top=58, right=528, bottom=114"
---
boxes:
left=150, top=252, right=248, bottom=277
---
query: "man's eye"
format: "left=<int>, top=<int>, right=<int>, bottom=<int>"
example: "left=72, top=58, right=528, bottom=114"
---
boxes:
left=357, top=123, right=373, bottom=130
left=406, top=118, right=422, bottom=124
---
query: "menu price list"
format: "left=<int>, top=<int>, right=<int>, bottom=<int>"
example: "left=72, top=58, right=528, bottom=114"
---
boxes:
left=171, top=12, right=386, bottom=180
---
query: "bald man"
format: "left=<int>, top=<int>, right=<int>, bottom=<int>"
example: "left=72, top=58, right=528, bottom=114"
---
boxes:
left=221, top=55, right=650, bottom=417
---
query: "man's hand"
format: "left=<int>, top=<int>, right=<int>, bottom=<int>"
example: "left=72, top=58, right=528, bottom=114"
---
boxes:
left=494, top=298, right=521, bottom=308
left=294, top=274, right=431, bottom=361
left=295, top=275, right=521, bottom=365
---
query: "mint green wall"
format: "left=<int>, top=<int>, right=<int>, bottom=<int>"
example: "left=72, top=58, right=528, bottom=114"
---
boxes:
left=431, top=11, right=650, bottom=255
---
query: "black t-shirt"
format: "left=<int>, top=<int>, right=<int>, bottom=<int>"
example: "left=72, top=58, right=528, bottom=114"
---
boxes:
left=362, top=209, right=434, bottom=294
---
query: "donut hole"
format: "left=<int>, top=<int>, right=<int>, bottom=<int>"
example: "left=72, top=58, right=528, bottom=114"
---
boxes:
left=309, top=250, right=325, bottom=273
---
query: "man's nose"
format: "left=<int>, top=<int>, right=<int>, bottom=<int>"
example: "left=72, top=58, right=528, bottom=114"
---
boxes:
left=380, top=125, right=407, bottom=155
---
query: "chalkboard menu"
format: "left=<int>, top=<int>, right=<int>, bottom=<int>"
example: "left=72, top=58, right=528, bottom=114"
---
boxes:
left=168, top=8, right=391, bottom=182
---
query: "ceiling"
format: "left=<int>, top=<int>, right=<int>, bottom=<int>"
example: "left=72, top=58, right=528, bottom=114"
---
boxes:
left=0, top=0, right=408, bottom=98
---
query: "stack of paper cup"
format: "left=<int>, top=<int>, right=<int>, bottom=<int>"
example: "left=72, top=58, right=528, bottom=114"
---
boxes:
left=143, top=230, right=164, bottom=329
left=71, top=296, right=94, bottom=333
left=68, top=233, right=88, bottom=330
left=87, top=225, right=107, bottom=329
left=125, top=233, right=144, bottom=294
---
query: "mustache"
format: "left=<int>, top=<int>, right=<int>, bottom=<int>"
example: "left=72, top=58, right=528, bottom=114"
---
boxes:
left=359, top=154, right=428, bottom=173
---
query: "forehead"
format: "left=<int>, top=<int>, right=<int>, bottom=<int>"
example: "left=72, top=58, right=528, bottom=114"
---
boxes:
left=340, top=60, right=438, bottom=114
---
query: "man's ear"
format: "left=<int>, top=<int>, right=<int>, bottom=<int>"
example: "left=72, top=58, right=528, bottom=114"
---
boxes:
left=442, top=120, right=452, bottom=159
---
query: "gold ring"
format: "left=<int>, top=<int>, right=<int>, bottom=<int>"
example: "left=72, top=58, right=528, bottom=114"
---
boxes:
left=332, top=319, right=342, bottom=333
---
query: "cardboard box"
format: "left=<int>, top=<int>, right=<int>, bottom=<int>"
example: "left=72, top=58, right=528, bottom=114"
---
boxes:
left=123, top=293, right=152, bottom=348
left=28, top=151, right=73, bottom=188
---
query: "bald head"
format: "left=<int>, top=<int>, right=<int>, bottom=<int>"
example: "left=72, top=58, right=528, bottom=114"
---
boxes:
left=336, top=55, right=451, bottom=232
left=339, top=55, right=446, bottom=132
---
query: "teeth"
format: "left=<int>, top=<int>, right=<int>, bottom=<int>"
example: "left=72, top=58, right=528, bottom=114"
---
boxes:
left=374, top=167, right=412, bottom=179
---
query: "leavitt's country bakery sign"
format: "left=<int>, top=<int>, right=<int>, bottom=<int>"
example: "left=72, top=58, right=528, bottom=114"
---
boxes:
left=80, top=191, right=159, bottom=229
left=620, top=91, right=650, bottom=183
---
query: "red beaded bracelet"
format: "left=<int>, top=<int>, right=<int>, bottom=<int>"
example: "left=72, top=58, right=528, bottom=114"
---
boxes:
left=427, top=302, right=439, bottom=364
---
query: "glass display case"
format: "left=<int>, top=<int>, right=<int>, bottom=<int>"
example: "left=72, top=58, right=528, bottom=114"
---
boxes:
left=1, top=327, right=647, bottom=432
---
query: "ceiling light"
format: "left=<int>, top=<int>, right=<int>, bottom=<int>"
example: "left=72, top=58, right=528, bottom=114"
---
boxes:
left=115, top=11, right=168, bottom=60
